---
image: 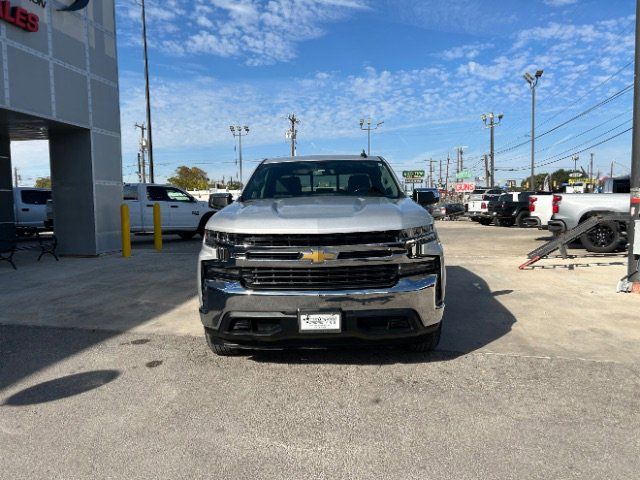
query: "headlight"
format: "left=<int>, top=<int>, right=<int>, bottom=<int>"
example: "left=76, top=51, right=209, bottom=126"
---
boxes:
left=401, top=224, right=438, bottom=258
left=203, top=230, right=230, bottom=261
left=400, top=224, right=437, bottom=243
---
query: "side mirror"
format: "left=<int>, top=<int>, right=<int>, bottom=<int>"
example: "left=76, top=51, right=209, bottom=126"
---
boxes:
left=208, top=194, right=233, bottom=209
left=413, top=191, right=439, bottom=206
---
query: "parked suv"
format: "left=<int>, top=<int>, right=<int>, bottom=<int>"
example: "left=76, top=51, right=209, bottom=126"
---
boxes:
left=198, top=155, right=446, bottom=355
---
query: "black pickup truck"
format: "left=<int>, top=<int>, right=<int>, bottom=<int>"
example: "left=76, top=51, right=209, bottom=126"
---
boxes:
left=487, top=192, right=535, bottom=227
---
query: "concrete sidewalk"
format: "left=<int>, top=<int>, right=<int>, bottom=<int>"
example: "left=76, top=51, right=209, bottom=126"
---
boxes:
left=0, top=223, right=638, bottom=363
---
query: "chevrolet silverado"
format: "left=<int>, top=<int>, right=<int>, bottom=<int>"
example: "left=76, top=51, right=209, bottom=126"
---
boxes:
left=198, top=155, right=446, bottom=355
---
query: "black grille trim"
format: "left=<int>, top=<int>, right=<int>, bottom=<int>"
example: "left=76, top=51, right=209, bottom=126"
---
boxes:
left=215, top=231, right=401, bottom=247
left=240, top=264, right=399, bottom=290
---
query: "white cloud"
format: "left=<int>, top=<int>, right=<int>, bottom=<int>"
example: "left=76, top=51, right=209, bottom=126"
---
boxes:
left=543, top=0, right=578, bottom=6
left=118, top=0, right=369, bottom=66
left=440, top=43, right=493, bottom=61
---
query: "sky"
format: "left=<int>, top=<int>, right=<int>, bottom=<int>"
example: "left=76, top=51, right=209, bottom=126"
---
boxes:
left=11, top=0, right=638, bottom=186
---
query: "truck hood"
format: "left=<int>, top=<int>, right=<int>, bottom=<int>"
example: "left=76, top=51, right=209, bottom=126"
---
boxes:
left=207, top=196, right=431, bottom=234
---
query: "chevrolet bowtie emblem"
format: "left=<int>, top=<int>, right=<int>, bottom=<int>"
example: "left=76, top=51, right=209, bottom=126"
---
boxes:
left=302, top=250, right=337, bottom=264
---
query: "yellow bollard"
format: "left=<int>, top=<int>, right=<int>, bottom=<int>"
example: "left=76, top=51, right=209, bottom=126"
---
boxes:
left=153, top=202, right=162, bottom=251
left=121, top=204, right=131, bottom=258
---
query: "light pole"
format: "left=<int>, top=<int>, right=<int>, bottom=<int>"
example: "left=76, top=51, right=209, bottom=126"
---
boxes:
left=523, top=69, right=543, bottom=190
left=359, top=118, right=384, bottom=156
left=140, top=0, right=154, bottom=183
left=230, top=125, right=249, bottom=185
left=572, top=155, right=580, bottom=173
left=481, top=112, right=504, bottom=187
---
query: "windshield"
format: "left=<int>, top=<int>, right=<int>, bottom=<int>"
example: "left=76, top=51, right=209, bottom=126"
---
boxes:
left=242, top=160, right=403, bottom=200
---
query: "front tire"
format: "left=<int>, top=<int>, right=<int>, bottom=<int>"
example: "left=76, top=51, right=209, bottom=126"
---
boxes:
left=404, top=323, right=442, bottom=352
left=204, top=328, right=241, bottom=356
left=580, top=221, right=621, bottom=253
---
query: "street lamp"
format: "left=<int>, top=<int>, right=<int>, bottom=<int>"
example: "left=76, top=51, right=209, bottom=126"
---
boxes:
left=524, top=69, right=543, bottom=190
left=359, top=118, right=384, bottom=155
left=481, top=112, right=504, bottom=187
left=230, top=125, right=249, bottom=185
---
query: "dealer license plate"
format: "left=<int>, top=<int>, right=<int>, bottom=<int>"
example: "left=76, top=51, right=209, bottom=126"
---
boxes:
left=299, top=312, right=341, bottom=333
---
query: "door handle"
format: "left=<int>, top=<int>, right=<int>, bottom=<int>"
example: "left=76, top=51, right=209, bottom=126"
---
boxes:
left=146, top=204, right=154, bottom=207
left=21, top=208, right=30, bottom=212
left=170, top=205, right=179, bottom=209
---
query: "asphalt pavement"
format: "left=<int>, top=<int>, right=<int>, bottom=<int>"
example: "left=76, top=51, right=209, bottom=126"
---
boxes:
left=1, top=222, right=639, bottom=479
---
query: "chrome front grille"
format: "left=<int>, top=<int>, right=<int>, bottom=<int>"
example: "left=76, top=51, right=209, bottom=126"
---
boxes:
left=240, top=264, right=399, bottom=290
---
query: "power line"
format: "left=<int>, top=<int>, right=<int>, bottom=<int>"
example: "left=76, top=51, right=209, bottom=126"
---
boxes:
left=494, top=83, right=633, bottom=156
left=501, top=111, right=633, bottom=164
left=537, top=60, right=634, bottom=129
left=497, top=127, right=632, bottom=172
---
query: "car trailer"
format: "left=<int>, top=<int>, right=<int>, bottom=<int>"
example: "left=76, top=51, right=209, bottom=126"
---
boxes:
left=519, top=213, right=631, bottom=270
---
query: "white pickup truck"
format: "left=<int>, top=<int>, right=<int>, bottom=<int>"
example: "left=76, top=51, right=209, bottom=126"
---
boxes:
left=525, top=194, right=554, bottom=229
left=466, top=188, right=505, bottom=225
left=13, top=187, right=52, bottom=235
left=548, top=193, right=630, bottom=252
left=124, top=183, right=217, bottom=239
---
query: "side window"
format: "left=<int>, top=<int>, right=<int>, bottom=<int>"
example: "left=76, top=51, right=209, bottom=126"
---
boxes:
left=21, top=190, right=51, bottom=205
left=147, top=186, right=169, bottom=202
left=123, top=185, right=138, bottom=201
left=166, top=187, right=193, bottom=202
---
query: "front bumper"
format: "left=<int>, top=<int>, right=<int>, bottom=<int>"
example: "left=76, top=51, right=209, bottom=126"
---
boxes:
left=199, top=275, right=444, bottom=348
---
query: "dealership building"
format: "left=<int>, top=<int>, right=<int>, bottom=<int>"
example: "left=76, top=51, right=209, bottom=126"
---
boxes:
left=0, top=0, right=121, bottom=255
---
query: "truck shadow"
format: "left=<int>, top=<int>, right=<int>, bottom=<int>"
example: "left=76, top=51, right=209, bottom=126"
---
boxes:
left=247, top=266, right=516, bottom=365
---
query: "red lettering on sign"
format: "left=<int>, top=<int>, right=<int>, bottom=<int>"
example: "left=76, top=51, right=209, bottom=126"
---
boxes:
left=0, top=1, right=39, bottom=32
left=14, top=7, right=27, bottom=29
left=26, top=12, right=38, bottom=32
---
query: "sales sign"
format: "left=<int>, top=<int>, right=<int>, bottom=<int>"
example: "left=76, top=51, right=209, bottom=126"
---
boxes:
left=0, top=1, right=40, bottom=32
left=454, top=182, right=476, bottom=193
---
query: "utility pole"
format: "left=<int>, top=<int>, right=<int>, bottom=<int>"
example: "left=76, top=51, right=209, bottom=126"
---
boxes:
left=135, top=123, right=147, bottom=183
left=523, top=70, right=543, bottom=193
left=589, top=153, right=594, bottom=191
left=483, top=154, right=489, bottom=186
left=445, top=155, right=450, bottom=193
left=481, top=112, right=504, bottom=187
left=140, top=0, right=154, bottom=183
left=13, top=167, right=19, bottom=187
left=359, top=118, right=384, bottom=155
left=286, top=113, right=299, bottom=156
left=611, top=161, right=614, bottom=178
left=230, top=125, right=249, bottom=185
left=439, top=159, right=443, bottom=186
left=626, top=0, right=640, bottom=285
left=572, top=155, right=579, bottom=173
left=428, top=159, right=435, bottom=188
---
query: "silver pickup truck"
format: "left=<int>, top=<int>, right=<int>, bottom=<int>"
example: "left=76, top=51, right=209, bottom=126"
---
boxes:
left=197, top=155, right=445, bottom=355
left=548, top=193, right=629, bottom=252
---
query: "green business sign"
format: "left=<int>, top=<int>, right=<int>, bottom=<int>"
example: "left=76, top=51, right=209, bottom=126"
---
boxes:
left=402, top=170, right=425, bottom=178
left=456, top=170, right=473, bottom=179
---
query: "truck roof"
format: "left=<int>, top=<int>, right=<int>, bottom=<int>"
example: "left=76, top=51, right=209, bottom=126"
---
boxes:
left=261, top=155, right=383, bottom=164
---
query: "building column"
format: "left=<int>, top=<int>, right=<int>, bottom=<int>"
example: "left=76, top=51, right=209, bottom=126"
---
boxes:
left=0, top=135, right=14, bottom=241
left=49, top=130, right=97, bottom=255
left=49, top=129, right=122, bottom=256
